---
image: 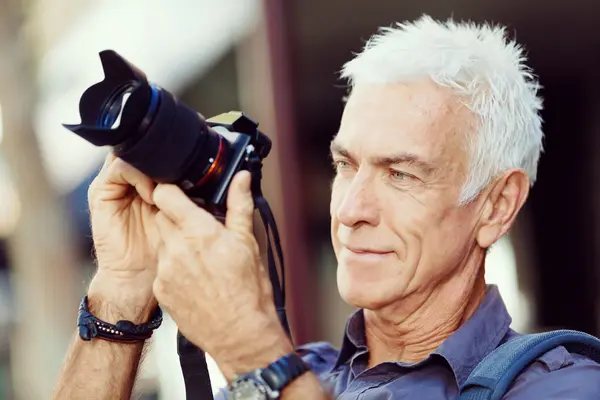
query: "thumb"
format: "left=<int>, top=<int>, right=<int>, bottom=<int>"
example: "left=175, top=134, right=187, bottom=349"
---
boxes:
left=225, top=170, right=255, bottom=236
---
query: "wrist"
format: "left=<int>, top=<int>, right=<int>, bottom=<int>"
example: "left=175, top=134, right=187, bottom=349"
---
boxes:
left=87, top=272, right=157, bottom=324
left=78, top=295, right=163, bottom=343
left=213, top=315, right=294, bottom=382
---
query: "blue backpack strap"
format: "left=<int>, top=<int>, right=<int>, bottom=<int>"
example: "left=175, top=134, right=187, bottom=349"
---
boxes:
left=458, top=329, right=600, bottom=400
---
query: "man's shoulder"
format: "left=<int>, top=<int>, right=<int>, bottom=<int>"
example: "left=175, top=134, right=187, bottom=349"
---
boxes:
left=296, top=341, right=340, bottom=375
left=503, top=345, right=600, bottom=399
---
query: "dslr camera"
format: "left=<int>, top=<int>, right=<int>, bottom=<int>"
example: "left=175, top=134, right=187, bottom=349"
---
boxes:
left=64, top=50, right=272, bottom=216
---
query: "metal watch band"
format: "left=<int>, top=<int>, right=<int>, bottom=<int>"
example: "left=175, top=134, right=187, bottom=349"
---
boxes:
left=77, top=295, right=163, bottom=343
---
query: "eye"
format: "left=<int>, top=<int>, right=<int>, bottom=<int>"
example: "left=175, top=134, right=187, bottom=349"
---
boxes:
left=333, top=159, right=352, bottom=172
left=389, top=169, right=415, bottom=182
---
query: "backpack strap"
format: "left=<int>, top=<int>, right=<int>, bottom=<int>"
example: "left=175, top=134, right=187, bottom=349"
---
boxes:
left=458, top=329, right=600, bottom=400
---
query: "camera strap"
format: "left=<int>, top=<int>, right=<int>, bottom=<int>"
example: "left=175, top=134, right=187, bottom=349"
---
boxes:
left=248, top=154, right=290, bottom=338
left=178, top=160, right=291, bottom=400
left=255, top=194, right=290, bottom=337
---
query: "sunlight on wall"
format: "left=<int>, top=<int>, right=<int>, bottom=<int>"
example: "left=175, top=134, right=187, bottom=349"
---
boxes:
left=0, top=107, right=22, bottom=238
left=143, top=313, right=226, bottom=400
left=484, top=235, right=531, bottom=332
left=0, top=178, right=21, bottom=238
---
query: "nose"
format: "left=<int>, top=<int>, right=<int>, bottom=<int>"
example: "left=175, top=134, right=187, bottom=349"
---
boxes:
left=336, top=174, right=380, bottom=228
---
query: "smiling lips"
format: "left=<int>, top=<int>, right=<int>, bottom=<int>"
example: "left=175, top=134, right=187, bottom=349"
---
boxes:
left=344, top=246, right=393, bottom=256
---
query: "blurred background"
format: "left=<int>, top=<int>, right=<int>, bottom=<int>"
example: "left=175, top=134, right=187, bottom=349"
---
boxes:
left=0, top=0, right=599, bottom=398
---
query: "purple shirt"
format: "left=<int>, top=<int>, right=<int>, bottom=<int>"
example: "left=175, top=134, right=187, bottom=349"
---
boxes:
left=215, top=285, right=600, bottom=398
left=295, top=285, right=600, bottom=399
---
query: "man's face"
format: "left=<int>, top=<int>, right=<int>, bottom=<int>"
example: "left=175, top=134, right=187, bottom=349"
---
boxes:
left=330, top=79, right=483, bottom=310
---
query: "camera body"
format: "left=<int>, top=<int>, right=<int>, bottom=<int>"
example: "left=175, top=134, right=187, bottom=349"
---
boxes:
left=189, top=111, right=272, bottom=213
left=64, top=50, right=272, bottom=215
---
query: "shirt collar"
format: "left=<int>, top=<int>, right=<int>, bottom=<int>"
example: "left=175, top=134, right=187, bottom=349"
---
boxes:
left=332, top=284, right=512, bottom=386
left=334, top=308, right=367, bottom=369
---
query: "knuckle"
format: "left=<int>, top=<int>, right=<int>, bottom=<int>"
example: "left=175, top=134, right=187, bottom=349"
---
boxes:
left=156, top=259, right=173, bottom=282
left=152, top=278, right=166, bottom=298
left=107, top=158, right=125, bottom=174
left=232, top=199, right=251, bottom=213
left=180, top=211, right=204, bottom=231
left=87, top=181, right=104, bottom=210
left=153, top=184, right=171, bottom=205
left=103, top=152, right=117, bottom=165
left=161, top=236, right=187, bottom=262
left=192, top=228, right=219, bottom=248
left=87, top=181, right=98, bottom=202
left=156, top=266, right=169, bottom=282
left=241, top=198, right=255, bottom=213
left=88, top=168, right=108, bottom=193
left=155, top=210, right=168, bottom=226
left=211, top=238, right=229, bottom=257
left=170, top=243, right=189, bottom=261
left=248, top=237, right=260, bottom=256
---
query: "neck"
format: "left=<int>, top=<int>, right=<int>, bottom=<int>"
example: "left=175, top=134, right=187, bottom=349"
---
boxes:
left=364, top=251, right=487, bottom=367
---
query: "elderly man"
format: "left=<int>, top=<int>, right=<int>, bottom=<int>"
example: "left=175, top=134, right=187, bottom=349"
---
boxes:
left=53, top=15, right=600, bottom=400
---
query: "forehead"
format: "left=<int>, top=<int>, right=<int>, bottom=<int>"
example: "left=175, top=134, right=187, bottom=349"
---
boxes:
left=336, top=80, right=473, bottom=167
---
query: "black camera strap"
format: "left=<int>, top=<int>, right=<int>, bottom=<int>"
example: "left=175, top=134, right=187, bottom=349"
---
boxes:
left=254, top=194, right=290, bottom=337
left=250, top=152, right=290, bottom=336
left=178, top=333, right=215, bottom=400
left=178, top=158, right=290, bottom=400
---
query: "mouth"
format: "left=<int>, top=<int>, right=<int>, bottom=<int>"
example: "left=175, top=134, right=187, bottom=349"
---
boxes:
left=344, top=246, right=393, bottom=256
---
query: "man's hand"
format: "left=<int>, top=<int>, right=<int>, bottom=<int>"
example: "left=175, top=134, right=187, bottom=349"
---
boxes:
left=86, top=153, right=161, bottom=320
left=152, top=170, right=293, bottom=380
left=53, top=154, right=162, bottom=400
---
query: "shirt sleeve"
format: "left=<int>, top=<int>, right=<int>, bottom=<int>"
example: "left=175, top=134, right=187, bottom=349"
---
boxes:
left=503, top=347, right=600, bottom=399
left=210, top=342, right=339, bottom=399
left=296, top=341, right=340, bottom=375
left=213, top=387, right=228, bottom=400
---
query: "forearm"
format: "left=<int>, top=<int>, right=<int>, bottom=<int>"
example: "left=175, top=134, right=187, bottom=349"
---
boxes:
left=52, top=331, right=145, bottom=400
left=53, top=277, right=156, bottom=400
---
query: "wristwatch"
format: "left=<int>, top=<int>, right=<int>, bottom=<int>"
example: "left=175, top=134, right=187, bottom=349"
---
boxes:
left=227, top=353, right=308, bottom=400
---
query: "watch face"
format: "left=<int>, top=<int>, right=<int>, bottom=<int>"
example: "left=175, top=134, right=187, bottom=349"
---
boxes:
left=230, top=379, right=268, bottom=400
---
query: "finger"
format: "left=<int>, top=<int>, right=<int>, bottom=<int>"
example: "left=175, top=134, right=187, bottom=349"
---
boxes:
left=88, top=152, right=116, bottom=190
left=88, top=153, right=118, bottom=203
left=153, top=183, right=216, bottom=229
left=156, top=210, right=179, bottom=238
left=104, top=158, right=156, bottom=204
left=97, top=152, right=117, bottom=175
left=225, top=170, right=255, bottom=236
left=155, top=211, right=178, bottom=272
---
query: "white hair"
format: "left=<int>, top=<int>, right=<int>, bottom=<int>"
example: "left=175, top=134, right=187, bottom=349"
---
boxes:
left=340, top=15, right=544, bottom=203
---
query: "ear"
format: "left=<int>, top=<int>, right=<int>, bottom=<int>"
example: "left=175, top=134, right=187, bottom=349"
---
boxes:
left=476, top=169, right=530, bottom=249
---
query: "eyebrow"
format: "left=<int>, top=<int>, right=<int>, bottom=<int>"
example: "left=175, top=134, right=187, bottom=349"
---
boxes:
left=329, top=140, right=437, bottom=176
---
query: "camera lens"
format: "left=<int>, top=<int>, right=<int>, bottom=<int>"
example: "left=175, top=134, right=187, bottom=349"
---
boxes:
left=98, top=83, right=136, bottom=129
left=111, top=86, right=231, bottom=190
left=64, top=50, right=237, bottom=202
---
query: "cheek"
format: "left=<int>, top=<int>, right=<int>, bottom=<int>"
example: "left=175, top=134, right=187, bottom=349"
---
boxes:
left=410, top=209, right=475, bottom=282
left=383, top=196, right=427, bottom=258
left=383, top=194, right=451, bottom=291
left=430, top=213, right=474, bottom=256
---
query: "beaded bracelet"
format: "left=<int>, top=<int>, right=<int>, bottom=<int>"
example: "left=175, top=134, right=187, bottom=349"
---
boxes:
left=77, top=295, right=162, bottom=343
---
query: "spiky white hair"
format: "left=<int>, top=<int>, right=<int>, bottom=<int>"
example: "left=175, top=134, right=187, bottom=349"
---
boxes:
left=340, top=15, right=544, bottom=203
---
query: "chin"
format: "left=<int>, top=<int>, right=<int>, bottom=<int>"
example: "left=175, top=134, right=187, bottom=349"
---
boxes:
left=337, top=263, right=397, bottom=310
